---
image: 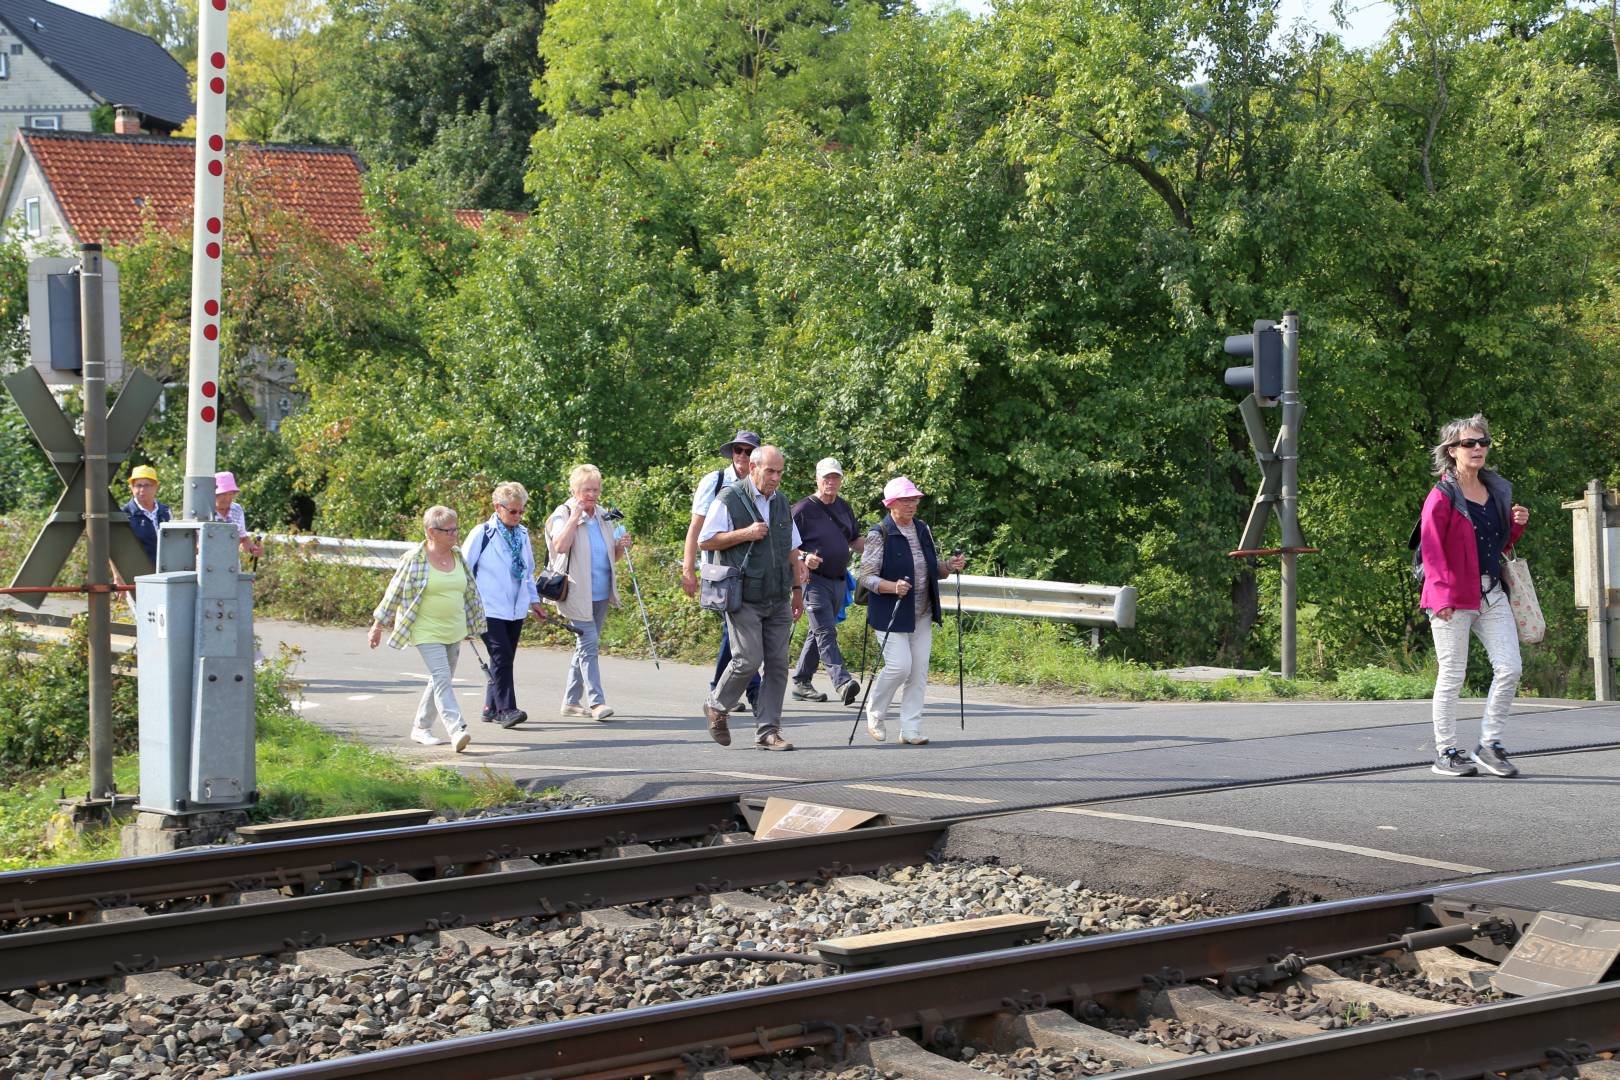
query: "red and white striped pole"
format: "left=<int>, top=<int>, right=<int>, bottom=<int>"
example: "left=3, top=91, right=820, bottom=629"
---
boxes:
left=182, top=0, right=229, bottom=520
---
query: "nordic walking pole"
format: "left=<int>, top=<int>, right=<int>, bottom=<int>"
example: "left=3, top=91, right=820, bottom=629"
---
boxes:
left=952, top=550, right=966, bottom=731
left=849, top=576, right=907, bottom=745
left=620, top=541, right=660, bottom=669
left=607, top=509, right=660, bottom=669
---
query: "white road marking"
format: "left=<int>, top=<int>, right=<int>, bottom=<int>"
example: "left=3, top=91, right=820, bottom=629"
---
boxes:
left=844, top=784, right=1000, bottom=805
left=290, top=700, right=319, bottom=710
left=1377, top=825, right=1397, bottom=831
left=430, top=762, right=796, bottom=782
left=1553, top=879, right=1620, bottom=895
left=1039, top=806, right=1492, bottom=874
left=346, top=694, right=375, bottom=701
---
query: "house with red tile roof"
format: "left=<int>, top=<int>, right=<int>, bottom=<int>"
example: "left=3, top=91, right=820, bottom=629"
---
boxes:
left=2, top=128, right=371, bottom=250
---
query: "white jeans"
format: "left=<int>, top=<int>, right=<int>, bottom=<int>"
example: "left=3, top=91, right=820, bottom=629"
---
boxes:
left=866, top=621, right=933, bottom=736
left=413, top=641, right=465, bottom=737
left=1430, top=578, right=1520, bottom=752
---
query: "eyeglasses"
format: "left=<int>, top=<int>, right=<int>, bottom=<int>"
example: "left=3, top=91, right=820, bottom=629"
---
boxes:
left=1455, top=437, right=1491, bottom=449
left=498, top=504, right=524, bottom=516
left=431, top=524, right=459, bottom=533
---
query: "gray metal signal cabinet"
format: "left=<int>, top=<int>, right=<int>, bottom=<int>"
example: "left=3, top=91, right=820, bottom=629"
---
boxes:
left=134, top=520, right=257, bottom=812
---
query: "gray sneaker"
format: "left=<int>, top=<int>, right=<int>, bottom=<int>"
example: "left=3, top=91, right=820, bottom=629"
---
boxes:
left=1470, top=742, right=1519, bottom=778
left=1431, top=747, right=1477, bottom=777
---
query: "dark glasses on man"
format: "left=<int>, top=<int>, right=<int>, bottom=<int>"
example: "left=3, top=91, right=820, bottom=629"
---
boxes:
left=1455, top=437, right=1491, bottom=449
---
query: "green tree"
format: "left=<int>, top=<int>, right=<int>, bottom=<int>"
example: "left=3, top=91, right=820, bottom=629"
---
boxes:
left=324, top=0, right=547, bottom=209
left=107, top=0, right=199, bottom=66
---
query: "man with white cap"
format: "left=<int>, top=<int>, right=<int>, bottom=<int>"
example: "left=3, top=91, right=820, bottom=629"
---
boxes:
left=856, top=476, right=966, bottom=745
left=790, top=458, right=865, bottom=705
left=213, top=471, right=263, bottom=559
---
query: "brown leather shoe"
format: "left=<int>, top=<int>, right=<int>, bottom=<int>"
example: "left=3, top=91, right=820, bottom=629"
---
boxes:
left=755, top=730, right=795, bottom=752
left=705, top=703, right=731, bottom=746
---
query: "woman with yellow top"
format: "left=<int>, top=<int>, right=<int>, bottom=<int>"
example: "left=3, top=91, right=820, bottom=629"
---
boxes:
left=368, top=505, right=487, bottom=752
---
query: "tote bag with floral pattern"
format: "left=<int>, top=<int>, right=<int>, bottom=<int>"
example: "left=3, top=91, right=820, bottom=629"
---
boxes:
left=1502, top=555, right=1545, bottom=644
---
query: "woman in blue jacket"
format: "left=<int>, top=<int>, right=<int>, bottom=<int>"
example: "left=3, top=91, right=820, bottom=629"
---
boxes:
left=461, top=482, right=547, bottom=729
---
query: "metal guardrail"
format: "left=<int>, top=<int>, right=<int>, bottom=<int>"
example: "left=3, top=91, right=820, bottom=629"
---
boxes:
left=263, top=537, right=1137, bottom=628
left=263, top=533, right=412, bottom=570
left=0, top=605, right=137, bottom=639
left=953, top=573, right=1135, bottom=628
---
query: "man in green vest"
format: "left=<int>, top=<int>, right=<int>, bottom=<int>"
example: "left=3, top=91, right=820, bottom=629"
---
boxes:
left=698, top=445, right=817, bottom=750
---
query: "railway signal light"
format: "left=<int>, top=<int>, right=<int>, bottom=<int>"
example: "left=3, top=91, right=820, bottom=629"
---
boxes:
left=1223, top=319, right=1283, bottom=406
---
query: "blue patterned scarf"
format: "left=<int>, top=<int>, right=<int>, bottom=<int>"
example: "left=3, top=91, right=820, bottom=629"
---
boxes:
left=501, top=523, right=525, bottom=581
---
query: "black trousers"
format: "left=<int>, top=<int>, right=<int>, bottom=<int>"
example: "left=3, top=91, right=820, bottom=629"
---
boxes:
left=481, top=617, right=525, bottom=714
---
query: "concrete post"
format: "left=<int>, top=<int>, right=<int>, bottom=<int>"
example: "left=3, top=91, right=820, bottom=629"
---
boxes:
left=1278, top=310, right=1302, bottom=680
left=80, top=244, right=113, bottom=801
left=1587, top=480, right=1615, bottom=701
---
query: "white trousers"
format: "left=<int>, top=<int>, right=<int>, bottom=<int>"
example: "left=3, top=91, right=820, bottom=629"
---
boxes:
left=1430, top=579, right=1520, bottom=752
left=413, top=641, right=465, bottom=737
left=866, top=621, right=933, bottom=736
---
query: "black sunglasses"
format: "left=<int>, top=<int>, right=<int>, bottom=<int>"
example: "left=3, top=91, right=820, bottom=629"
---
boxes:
left=1455, top=437, right=1491, bottom=449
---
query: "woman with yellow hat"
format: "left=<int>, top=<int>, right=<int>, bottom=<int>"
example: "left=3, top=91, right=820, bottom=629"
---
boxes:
left=123, top=464, right=171, bottom=567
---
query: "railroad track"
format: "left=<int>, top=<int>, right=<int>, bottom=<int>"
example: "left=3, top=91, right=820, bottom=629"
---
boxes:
left=233, top=874, right=1620, bottom=1080
left=0, top=795, right=947, bottom=991
left=7, top=795, right=1620, bottom=1078
left=1, top=794, right=752, bottom=923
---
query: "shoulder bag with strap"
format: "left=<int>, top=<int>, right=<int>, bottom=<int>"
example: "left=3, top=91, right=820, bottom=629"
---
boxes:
left=539, top=517, right=573, bottom=603
left=699, top=490, right=757, bottom=614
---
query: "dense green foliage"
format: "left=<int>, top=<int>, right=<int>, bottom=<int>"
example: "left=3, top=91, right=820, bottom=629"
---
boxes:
left=11, top=0, right=1620, bottom=687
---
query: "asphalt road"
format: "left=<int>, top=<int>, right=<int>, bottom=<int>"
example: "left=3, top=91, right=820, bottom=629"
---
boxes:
left=261, top=616, right=1620, bottom=909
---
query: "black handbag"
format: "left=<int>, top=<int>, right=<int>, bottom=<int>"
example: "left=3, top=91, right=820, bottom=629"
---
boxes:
left=539, top=545, right=571, bottom=603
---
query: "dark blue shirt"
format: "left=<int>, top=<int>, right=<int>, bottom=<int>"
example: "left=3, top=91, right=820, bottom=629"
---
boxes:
left=792, top=495, right=861, bottom=580
left=1465, top=495, right=1504, bottom=590
left=122, top=497, right=171, bottom=565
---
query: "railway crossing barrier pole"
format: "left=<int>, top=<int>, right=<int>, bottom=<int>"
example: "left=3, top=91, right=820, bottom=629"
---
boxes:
left=1566, top=481, right=1620, bottom=701
left=124, top=0, right=256, bottom=856
left=1224, top=310, right=1316, bottom=680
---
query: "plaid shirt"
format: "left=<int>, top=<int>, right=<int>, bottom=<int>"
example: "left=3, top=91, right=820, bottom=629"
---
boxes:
left=373, top=542, right=487, bottom=650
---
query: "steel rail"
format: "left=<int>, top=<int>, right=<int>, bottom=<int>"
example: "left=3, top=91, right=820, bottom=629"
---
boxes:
left=0, top=819, right=947, bottom=991
left=0, top=794, right=744, bottom=921
left=247, top=887, right=1441, bottom=1079
left=1103, top=979, right=1620, bottom=1078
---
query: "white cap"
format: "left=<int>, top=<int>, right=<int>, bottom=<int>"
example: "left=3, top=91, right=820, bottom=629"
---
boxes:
left=815, top=457, right=844, bottom=478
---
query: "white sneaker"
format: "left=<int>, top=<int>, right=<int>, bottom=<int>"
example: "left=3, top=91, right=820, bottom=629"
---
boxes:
left=560, top=703, right=591, bottom=718
left=866, top=714, right=886, bottom=742
left=410, top=727, right=446, bottom=746
left=590, top=704, right=615, bottom=721
left=900, top=732, right=929, bottom=745
left=450, top=726, right=471, bottom=753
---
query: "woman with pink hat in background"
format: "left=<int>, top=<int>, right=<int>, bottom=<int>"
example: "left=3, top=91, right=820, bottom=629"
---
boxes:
left=213, top=471, right=263, bottom=560
left=855, top=476, right=966, bottom=745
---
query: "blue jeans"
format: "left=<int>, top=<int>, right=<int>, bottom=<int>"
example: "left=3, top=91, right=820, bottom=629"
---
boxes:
left=564, top=598, right=611, bottom=707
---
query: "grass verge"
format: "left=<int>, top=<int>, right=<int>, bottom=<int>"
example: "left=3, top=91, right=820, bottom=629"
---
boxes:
left=0, top=645, right=532, bottom=871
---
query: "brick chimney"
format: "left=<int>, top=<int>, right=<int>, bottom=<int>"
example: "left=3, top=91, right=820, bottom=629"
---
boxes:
left=113, top=106, right=142, bottom=135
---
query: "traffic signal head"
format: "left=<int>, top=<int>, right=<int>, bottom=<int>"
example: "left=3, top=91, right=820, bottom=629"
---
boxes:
left=1223, top=319, right=1282, bottom=404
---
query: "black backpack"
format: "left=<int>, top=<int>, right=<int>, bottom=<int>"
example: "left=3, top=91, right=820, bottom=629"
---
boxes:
left=1407, top=517, right=1424, bottom=586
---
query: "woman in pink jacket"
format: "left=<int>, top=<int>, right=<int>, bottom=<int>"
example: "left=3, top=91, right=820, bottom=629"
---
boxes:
left=1419, top=414, right=1529, bottom=778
